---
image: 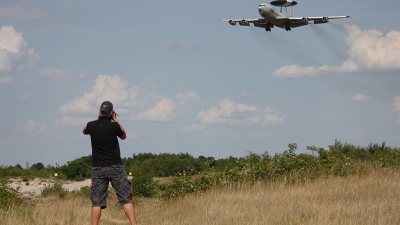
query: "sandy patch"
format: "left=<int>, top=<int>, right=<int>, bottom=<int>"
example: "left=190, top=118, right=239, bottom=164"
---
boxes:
left=7, top=178, right=92, bottom=197
left=8, top=176, right=133, bottom=197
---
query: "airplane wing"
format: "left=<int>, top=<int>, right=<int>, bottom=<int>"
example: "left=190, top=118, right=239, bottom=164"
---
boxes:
left=274, top=17, right=309, bottom=28
left=276, top=16, right=350, bottom=22
left=222, top=19, right=265, bottom=26
left=275, top=15, right=350, bottom=26
left=307, top=16, right=350, bottom=24
left=307, top=16, right=350, bottom=20
left=223, top=18, right=309, bottom=29
left=223, top=15, right=350, bottom=30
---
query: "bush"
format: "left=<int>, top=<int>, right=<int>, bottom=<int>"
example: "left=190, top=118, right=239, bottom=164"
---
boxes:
left=60, top=158, right=91, bottom=181
left=125, top=153, right=207, bottom=177
left=31, top=162, right=45, bottom=170
left=117, top=141, right=400, bottom=201
left=131, top=173, right=157, bottom=198
left=0, top=178, right=22, bottom=209
left=160, top=174, right=213, bottom=200
left=41, top=181, right=68, bottom=198
left=77, top=186, right=91, bottom=197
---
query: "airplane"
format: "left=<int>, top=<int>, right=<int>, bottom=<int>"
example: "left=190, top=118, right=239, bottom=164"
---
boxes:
left=223, top=0, right=350, bottom=32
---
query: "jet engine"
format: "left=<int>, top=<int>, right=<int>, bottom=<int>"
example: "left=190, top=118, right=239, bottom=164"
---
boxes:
left=229, top=20, right=236, bottom=26
left=239, top=19, right=250, bottom=26
left=301, top=17, right=308, bottom=22
left=314, top=17, right=329, bottom=24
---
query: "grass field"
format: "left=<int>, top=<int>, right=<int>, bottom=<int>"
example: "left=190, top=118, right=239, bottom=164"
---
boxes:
left=1, top=169, right=400, bottom=225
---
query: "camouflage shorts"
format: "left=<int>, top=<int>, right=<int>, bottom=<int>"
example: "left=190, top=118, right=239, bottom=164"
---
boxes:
left=91, top=165, right=132, bottom=209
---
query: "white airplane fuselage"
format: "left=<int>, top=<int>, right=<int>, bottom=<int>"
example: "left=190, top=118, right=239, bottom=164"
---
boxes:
left=259, top=4, right=284, bottom=22
left=258, top=3, right=298, bottom=30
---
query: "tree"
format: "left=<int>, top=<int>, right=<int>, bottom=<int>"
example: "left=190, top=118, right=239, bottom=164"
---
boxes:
left=31, top=162, right=45, bottom=170
left=60, top=158, right=91, bottom=180
left=14, top=164, right=23, bottom=170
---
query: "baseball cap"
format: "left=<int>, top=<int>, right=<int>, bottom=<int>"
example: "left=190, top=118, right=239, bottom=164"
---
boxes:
left=100, top=101, right=113, bottom=114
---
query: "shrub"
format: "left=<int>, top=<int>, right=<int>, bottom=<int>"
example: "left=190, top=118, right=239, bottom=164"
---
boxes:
left=31, top=162, right=45, bottom=170
left=60, top=158, right=91, bottom=181
left=160, top=174, right=213, bottom=200
left=125, top=153, right=207, bottom=177
left=77, top=186, right=91, bottom=197
left=131, top=173, right=157, bottom=198
left=0, top=178, right=22, bottom=209
left=41, top=181, right=68, bottom=198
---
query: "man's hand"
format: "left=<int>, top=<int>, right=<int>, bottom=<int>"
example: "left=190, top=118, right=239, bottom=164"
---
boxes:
left=112, top=111, right=126, bottom=140
left=111, top=111, right=119, bottom=123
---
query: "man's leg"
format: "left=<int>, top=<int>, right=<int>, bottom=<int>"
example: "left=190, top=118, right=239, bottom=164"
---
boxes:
left=91, top=206, right=102, bottom=225
left=91, top=167, right=109, bottom=224
left=123, top=203, right=137, bottom=225
left=109, top=165, right=137, bottom=224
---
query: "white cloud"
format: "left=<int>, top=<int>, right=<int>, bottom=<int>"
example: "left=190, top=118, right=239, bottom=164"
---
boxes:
left=349, top=94, right=370, bottom=102
left=17, top=120, right=56, bottom=142
left=58, top=74, right=140, bottom=114
left=78, top=72, right=88, bottom=79
left=394, top=96, right=400, bottom=114
left=38, top=68, right=70, bottom=80
left=272, top=24, right=400, bottom=78
left=393, top=96, right=400, bottom=124
left=0, top=77, right=15, bottom=85
left=196, top=98, right=285, bottom=126
left=131, top=98, right=176, bottom=121
left=272, top=64, right=336, bottom=78
left=24, top=120, right=47, bottom=134
left=0, top=26, right=40, bottom=72
left=175, top=91, right=199, bottom=103
left=175, top=91, right=200, bottom=113
left=58, top=94, right=97, bottom=115
left=58, top=74, right=199, bottom=122
left=130, top=91, right=200, bottom=121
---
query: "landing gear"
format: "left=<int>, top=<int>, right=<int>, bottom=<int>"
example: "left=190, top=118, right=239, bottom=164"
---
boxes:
left=265, top=27, right=271, bottom=32
left=285, top=27, right=292, bottom=31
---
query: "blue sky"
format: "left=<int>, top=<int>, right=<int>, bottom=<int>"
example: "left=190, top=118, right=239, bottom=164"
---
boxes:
left=1, top=0, right=400, bottom=167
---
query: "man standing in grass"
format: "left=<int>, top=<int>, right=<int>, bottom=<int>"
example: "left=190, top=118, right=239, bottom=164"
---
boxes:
left=83, top=101, right=137, bottom=225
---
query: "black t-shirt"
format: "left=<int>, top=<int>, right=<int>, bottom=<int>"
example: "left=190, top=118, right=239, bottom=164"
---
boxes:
left=84, top=116, right=124, bottom=167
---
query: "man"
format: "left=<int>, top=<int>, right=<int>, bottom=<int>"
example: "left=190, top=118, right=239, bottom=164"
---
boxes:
left=83, top=101, right=137, bottom=225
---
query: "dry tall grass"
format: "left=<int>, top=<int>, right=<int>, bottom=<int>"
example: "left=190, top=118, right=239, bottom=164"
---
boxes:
left=2, top=169, right=400, bottom=225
